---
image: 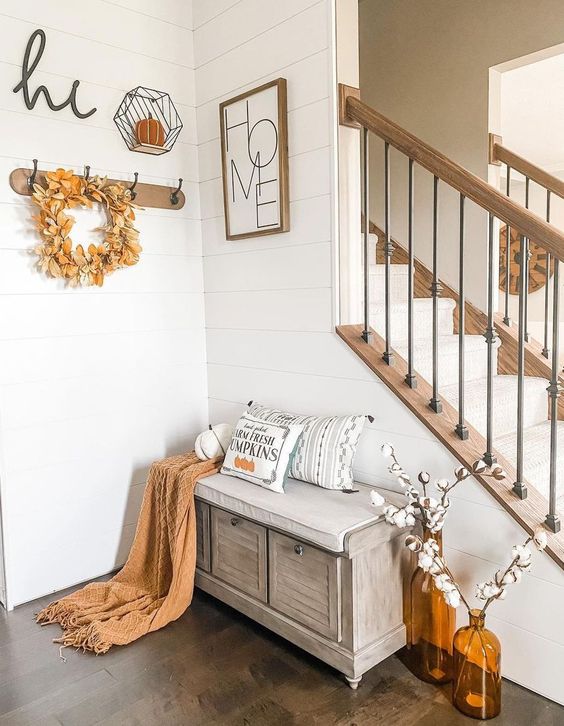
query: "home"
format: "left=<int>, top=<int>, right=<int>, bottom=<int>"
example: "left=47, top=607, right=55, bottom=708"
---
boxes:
left=0, top=1, right=562, bottom=723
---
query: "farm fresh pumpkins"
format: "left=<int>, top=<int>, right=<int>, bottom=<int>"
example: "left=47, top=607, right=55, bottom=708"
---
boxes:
left=195, top=423, right=233, bottom=461
left=135, top=113, right=165, bottom=147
